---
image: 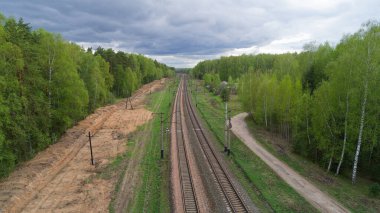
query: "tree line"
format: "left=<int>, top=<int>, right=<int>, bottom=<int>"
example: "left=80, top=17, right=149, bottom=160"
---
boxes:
left=0, top=14, right=174, bottom=178
left=191, top=22, right=380, bottom=183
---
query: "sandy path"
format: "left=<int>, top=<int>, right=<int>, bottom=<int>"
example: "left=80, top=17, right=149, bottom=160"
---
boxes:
left=231, top=112, right=350, bottom=213
left=0, top=79, right=166, bottom=213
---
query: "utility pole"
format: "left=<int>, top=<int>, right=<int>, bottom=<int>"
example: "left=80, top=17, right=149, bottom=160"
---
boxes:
left=160, top=113, right=164, bottom=159
left=153, top=112, right=165, bottom=159
left=129, top=97, right=134, bottom=110
left=126, top=97, right=134, bottom=110
left=166, top=127, right=170, bottom=148
left=88, top=132, right=94, bottom=165
left=227, top=117, right=232, bottom=155
left=195, top=83, right=198, bottom=107
left=224, top=102, right=228, bottom=152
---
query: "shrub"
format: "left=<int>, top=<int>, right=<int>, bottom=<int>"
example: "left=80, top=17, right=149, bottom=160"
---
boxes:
left=369, top=183, right=380, bottom=197
left=220, top=87, right=230, bottom=102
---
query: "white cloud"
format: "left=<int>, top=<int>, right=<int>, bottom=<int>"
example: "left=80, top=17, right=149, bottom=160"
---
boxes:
left=222, top=46, right=259, bottom=56
left=148, top=55, right=202, bottom=68
left=285, top=0, right=349, bottom=11
left=258, top=33, right=312, bottom=54
left=1, top=0, right=379, bottom=67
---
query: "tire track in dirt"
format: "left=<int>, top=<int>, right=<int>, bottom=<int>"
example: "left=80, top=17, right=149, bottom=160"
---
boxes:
left=113, top=81, right=166, bottom=213
left=0, top=79, right=166, bottom=213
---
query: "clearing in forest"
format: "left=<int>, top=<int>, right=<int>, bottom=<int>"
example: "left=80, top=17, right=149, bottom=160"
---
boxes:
left=0, top=79, right=166, bottom=213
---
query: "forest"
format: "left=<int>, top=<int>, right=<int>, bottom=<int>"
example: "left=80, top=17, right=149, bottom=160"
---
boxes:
left=191, top=22, right=380, bottom=183
left=0, top=14, right=174, bottom=178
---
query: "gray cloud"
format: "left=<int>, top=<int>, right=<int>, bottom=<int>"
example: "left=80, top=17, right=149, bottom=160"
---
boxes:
left=1, top=0, right=379, bottom=67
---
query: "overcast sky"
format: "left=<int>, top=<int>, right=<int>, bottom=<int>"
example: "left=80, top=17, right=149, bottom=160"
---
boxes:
left=1, top=0, right=379, bottom=67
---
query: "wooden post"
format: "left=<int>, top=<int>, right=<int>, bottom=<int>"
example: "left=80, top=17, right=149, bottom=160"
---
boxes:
left=88, top=132, right=94, bottom=165
left=160, top=113, right=164, bottom=159
left=195, top=84, right=198, bottom=107
left=153, top=112, right=165, bottom=159
left=227, top=117, right=232, bottom=155
left=224, top=102, right=228, bottom=152
left=129, top=97, right=134, bottom=110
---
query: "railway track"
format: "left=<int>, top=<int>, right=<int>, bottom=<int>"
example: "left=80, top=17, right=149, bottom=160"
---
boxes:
left=173, top=77, right=199, bottom=212
left=181, top=77, right=250, bottom=213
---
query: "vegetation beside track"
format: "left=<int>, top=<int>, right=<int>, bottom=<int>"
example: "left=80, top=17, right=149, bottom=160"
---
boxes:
left=189, top=79, right=317, bottom=212
left=128, top=79, right=177, bottom=212
left=106, top=79, right=177, bottom=212
left=245, top=119, right=380, bottom=212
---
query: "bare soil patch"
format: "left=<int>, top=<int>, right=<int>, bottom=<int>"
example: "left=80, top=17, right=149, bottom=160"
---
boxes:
left=0, top=79, right=166, bottom=213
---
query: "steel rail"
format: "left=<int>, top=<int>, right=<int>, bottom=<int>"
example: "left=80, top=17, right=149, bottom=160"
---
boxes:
left=183, top=78, right=249, bottom=213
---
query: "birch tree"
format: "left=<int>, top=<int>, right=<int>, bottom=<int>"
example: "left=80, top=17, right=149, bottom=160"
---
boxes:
left=352, top=23, right=380, bottom=184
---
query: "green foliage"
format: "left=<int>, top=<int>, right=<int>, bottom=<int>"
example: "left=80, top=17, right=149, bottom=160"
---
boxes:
left=301, top=42, right=334, bottom=93
left=77, top=52, right=113, bottom=112
left=51, top=51, right=89, bottom=135
left=191, top=54, right=276, bottom=81
left=220, top=87, right=230, bottom=102
left=129, top=82, right=172, bottom=212
left=191, top=83, right=317, bottom=212
left=0, top=13, right=173, bottom=178
left=193, top=21, right=380, bottom=182
left=203, top=72, right=220, bottom=93
left=94, top=48, right=174, bottom=98
left=369, top=183, right=380, bottom=197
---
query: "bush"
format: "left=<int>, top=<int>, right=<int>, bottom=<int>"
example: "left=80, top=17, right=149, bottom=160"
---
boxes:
left=220, top=87, right=230, bottom=102
left=369, top=183, right=380, bottom=197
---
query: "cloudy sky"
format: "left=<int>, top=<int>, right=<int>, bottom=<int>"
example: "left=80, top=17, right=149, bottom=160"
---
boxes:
left=1, top=0, right=379, bottom=67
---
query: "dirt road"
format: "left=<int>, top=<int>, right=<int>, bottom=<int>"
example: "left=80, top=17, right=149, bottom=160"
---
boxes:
left=0, top=79, right=166, bottom=213
left=231, top=112, right=350, bottom=213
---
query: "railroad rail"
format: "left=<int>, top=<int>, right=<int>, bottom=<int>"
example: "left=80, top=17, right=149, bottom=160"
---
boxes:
left=174, top=77, right=199, bottom=212
left=182, top=77, right=250, bottom=213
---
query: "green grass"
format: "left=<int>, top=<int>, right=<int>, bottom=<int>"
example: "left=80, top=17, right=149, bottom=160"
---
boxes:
left=246, top=119, right=380, bottom=213
left=107, top=139, right=136, bottom=213
left=189, top=80, right=318, bottom=212
left=102, top=79, right=176, bottom=213
left=127, top=80, right=176, bottom=213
